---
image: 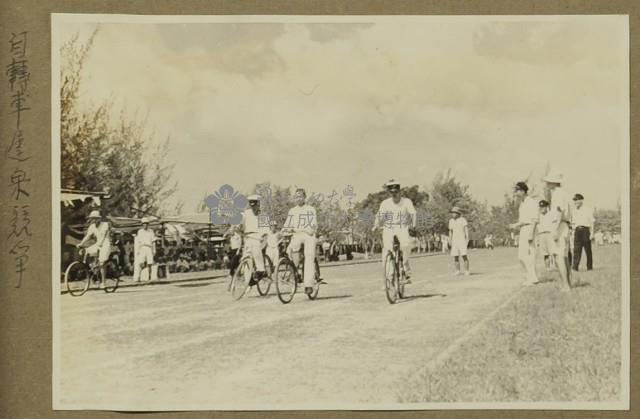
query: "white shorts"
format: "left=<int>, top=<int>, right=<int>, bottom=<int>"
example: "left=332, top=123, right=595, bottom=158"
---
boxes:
left=87, top=243, right=111, bottom=263
left=138, top=246, right=154, bottom=265
left=450, top=239, right=468, bottom=257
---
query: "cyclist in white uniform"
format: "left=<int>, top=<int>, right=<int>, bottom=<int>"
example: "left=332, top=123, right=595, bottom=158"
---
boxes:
left=372, top=180, right=416, bottom=281
left=77, top=210, right=111, bottom=288
left=284, top=188, right=318, bottom=295
left=239, top=195, right=269, bottom=283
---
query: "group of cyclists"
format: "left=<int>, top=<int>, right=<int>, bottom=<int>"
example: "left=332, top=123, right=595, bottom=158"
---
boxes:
left=229, top=179, right=418, bottom=297
left=75, top=179, right=422, bottom=296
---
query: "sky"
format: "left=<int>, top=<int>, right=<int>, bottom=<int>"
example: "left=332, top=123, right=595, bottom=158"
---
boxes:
left=56, top=16, right=628, bottom=212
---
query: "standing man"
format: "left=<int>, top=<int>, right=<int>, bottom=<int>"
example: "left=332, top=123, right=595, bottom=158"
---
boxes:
left=372, top=179, right=417, bottom=281
left=571, top=193, right=594, bottom=271
left=543, top=170, right=572, bottom=291
left=448, top=207, right=470, bottom=276
left=509, top=182, right=538, bottom=286
left=284, top=188, right=319, bottom=295
left=136, top=217, right=156, bottom=281
left=77, top=210, right=111, bottom=288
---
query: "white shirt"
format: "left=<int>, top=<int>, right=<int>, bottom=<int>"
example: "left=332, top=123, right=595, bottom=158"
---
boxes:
left=376, top=197, right=416, bottom=229
left=572, top=205, right=594, bottom=228
left=538, top=211, right=555, bottom=233
left=550, top=186, right=571, bottom=224
left=518, top=196, right=539, bottom=225
left=284, top=204, right=317, bottom=235
left=449, top=217, right=468, bottom=242
left=230, top=233, right=242, bottom=250
left=242, top=209, right=269, bottom=235
left=86, top=222, right=110, bottom=246
left=136, top=228, right=156, bottom=247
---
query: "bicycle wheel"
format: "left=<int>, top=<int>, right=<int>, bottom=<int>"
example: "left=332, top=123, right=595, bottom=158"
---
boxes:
left=306, top=259, right=321, bottom=300
left=256, top=255, right=273, bottom=296
left=103, top=260, right=120, bottom=293
left=397, top=254, right=405, bottom=299
left=231, top=258, right=252, bottom=300
left=275, top=258, right=297, bottom=304
left=65, top=261, right=90, bottom=297
left=383, top=251, right=399, bottom=304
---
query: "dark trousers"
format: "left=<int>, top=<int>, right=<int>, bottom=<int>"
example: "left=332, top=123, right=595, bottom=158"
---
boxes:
left=229, top=248, right=241, bottom=276
left=573, top=227, right=593, bottom=271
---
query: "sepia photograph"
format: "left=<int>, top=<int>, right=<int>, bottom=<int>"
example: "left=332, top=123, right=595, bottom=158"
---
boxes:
left=51, top=14, right=629, bottom=410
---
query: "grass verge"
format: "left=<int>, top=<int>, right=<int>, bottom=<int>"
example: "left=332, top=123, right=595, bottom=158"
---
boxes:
left=399, top=245, right=622, bottom=402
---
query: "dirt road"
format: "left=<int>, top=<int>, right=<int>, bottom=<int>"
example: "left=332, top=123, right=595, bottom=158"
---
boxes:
left=58, top=247, right=525, bottom=409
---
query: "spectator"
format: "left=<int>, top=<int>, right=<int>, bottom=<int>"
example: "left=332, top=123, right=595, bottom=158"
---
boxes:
left=571, top=193, right=594, bottom=271
left=509, top=182, right=539, bottom=286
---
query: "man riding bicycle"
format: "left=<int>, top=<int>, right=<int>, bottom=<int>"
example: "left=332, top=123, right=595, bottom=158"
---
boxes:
left=283, top=188, right=318, bottom=296
left=238, top=194, right=270, bottom=284
left=372, top=179, right=417, bottom=282
left=76, top=210, right=111, bottom=289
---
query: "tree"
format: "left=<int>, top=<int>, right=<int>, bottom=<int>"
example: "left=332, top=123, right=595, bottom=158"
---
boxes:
left=425, top=170, right=479, bottom=235
left=60, top=30, right=177, bottom=221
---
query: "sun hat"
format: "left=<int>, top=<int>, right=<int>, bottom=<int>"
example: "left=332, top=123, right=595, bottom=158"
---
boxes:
left=87, top=210, right=101, bottom=219
left=543, top=170, right=563, bottom=184
left=141, top=216, right=150, bottom=224
left=247, top=194, right=261, bottom=202
left=450, top=206, right=462, bottom=214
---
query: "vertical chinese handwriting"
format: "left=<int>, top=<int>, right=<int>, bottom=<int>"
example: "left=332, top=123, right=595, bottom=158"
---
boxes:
left=6, top=31, right=31, bottom=288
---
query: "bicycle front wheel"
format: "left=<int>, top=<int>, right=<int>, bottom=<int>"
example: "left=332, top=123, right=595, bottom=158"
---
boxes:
left=383, top=251, right=399, bottom=304
left=275, top=258, right=297, bottom=304
left=256, top=255, right=273, bottom=296
left=103, top=260, right=120, bottom=293
left=231, top=258, right=252, bottom=300
left=65, top=261, right=90, bottom=297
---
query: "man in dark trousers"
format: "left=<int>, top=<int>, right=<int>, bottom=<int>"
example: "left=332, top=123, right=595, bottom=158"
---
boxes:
left=571, top=193, right=594, bottom=271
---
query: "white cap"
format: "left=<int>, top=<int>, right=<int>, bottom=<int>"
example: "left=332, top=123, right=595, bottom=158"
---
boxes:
left=385, top=179, right=401, bottom=188
left=141, top=217, right=150, bottom=224
left=247, top=194, right=261, bottom=201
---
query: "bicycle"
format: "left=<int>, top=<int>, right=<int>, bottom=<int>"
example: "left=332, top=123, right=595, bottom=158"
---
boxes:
left=64, top=247, right=120, bottom=296
left=383, top=235, right=408, bottom=304
left=229, top=237, right=275, bottom=300
left=275, top=233, right=323, bottom=304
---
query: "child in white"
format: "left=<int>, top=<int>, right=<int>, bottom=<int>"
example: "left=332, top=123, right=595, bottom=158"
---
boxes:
left=448, top=207, right=470, bottom=275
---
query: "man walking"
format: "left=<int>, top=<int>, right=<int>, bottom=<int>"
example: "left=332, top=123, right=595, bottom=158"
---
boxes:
left=135, top=217, right=156, bottom=281
left=509, top=182, right=538, bottom=286
left=571, top=193, right=594, bottom=271
left=448, top=207, right=470, bottom=276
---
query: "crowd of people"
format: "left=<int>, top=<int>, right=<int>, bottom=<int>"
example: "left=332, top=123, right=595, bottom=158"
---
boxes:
left=72, top=171, right=619, bottom=292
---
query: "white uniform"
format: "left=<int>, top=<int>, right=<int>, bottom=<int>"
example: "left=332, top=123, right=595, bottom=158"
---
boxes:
left=448, top=217, right=468, bottom=256
left=136, top=228, right=156, bottom=266
left=242, top=209, right=269, bottom=272
left=537, top=210, right=555, bottom=256
left=517, top=196, right=538, bottom=283
left=376, top=197, right=416, bottom=274
left=284, top=204, right=318, bottom=287
left=85, top=222, right=111, bottom=263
